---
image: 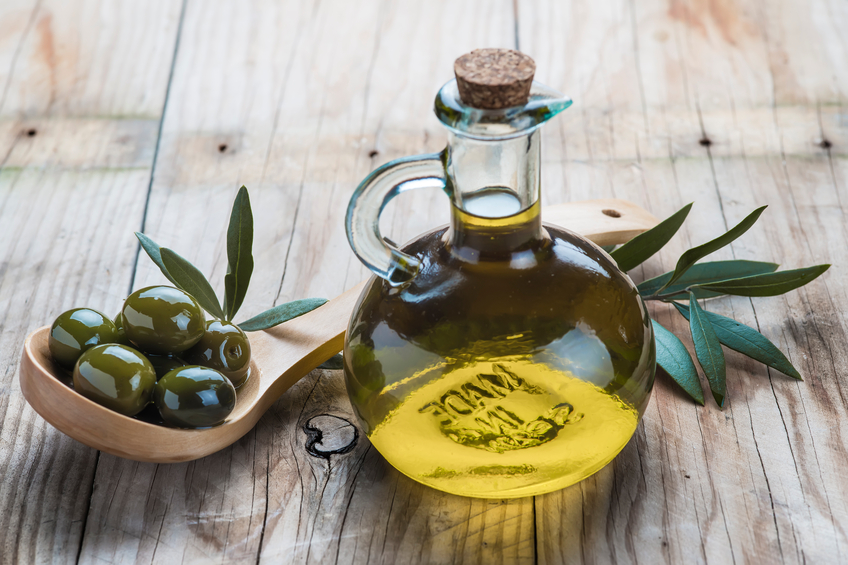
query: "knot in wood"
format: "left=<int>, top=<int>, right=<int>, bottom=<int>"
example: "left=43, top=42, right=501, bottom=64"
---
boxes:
left=303, top=414, right=358, bottom=459
left=454, top=49, right=535, bottom=109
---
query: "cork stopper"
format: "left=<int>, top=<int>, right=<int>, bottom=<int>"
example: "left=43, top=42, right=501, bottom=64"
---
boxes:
left=454, top=49, right=536, bottom=109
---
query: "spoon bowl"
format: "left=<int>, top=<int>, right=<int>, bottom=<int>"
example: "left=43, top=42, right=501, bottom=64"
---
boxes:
left=19, top=198, right=658, bottom=463
left=20, top=283, right=364, bottom=462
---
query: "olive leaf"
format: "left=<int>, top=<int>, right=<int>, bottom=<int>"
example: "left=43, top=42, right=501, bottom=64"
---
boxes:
left=691, top=265, right=830, bottom=297
left=135, top=232, right=179, bottom=287
left=686, top=292, right=727, bottom=407
left=610, top=203, right=692, bottom=272
left=673, top=303, right=801, bottom=380
left=136, top=231, right=225, bottom=319
left=237, top=298, right=328, bottom=332
left=652, top=320, right=704, bottom=405
left=223, top=186, right=254, bottom=321
left=160, top=248, right=226, bottom=319
left=658, top=206, right=767, bottom=293
left=319, top=353, right=344, bottom=370
left=639, top=260, right=779, bottom=300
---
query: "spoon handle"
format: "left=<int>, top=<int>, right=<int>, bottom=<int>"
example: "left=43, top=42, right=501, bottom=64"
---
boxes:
left=249, top=197, right=658, bottom=403
left=545, top=198, right=659, bottom=245
left=248, top=283, right=364, bottom=401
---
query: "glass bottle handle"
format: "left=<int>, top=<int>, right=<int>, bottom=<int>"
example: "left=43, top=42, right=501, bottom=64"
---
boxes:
left=346, top=151, right=446, bottom=285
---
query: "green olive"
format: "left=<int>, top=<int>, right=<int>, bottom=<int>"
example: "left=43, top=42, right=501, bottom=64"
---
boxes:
left=122, top=286, right=205, bottom=354
left=145, top=354, right=188, bottom=380
left=183, top=320, right=251, bottom=387
left=49, top=308, right=120, bottom=369
left=154, top=366, right=236, bottom=428
left=73, top=344, right=156, bottom=416
left=113, top=312, right=133, bottom=346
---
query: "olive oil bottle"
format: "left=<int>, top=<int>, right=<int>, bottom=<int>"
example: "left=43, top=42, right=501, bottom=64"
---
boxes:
left=344, top=49, right=655, bottom=498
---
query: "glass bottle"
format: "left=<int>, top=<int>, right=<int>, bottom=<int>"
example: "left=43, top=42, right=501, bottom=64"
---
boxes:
left=343, top=55, right=655, bottom=499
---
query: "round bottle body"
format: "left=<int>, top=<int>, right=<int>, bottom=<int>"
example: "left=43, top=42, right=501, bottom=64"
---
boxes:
left=344, top=223, right=655, bottom=498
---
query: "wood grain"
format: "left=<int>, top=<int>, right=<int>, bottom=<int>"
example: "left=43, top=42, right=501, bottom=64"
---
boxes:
left=0, top=1, right=181, bottom=563
left=2, top=0, right=847, bottom=563
left=520, top=0, right=848, bottom=563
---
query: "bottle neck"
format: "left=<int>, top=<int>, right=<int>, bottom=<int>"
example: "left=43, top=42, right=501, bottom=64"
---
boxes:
left=444, top=130, right=545, bottom=259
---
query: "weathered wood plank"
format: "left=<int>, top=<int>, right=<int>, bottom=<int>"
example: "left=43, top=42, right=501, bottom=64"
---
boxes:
left=77, top=0, right=313, bottom=559
left=521, top=0, right=848, bottom=563
left=0, top=0, right=38, bottom=117
left=0, top=2, right=182, bottom=563
left=261, top=2, right=531, bottom=563
left=708, top=149, right=848, bottom=563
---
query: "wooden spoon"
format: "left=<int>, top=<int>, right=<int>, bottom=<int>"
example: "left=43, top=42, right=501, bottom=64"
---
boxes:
left=19, top=198, right=658, bottom=463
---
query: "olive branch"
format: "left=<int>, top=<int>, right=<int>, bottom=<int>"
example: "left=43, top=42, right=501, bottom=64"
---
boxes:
left=604, top=204, right=829, bottom=407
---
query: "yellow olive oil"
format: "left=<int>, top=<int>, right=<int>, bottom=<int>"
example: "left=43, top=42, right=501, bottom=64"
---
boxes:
left=344, top=197, right=654, bottom=498
left=365, top=358, right=638, bottom=498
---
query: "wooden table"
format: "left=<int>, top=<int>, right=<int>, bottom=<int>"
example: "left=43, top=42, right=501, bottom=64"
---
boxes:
left=1, top=1, right=846, bottom=563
